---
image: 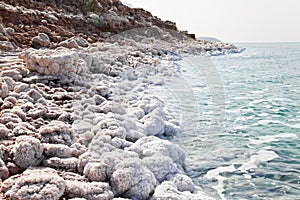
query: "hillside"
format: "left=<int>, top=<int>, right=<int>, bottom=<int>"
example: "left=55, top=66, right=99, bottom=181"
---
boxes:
left=0, top=0, right=195, bottom=50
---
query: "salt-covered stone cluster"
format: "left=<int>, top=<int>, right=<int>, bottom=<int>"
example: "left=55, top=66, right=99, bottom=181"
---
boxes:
left=0, top=27, right=214, bottom=199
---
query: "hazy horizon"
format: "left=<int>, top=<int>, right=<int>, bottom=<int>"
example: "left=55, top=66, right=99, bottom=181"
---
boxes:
left=123, top=0, right=300, bottom=43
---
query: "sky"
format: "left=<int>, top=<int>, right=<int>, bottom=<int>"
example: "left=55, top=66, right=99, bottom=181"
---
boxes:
left=123, top=0, right=300, bottom=42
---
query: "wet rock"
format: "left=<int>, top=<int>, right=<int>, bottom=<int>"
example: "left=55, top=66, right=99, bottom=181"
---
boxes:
left=2, top=167, right=66, bottom=200
left=12, top=136, right=43, bottom=169
left=32, top=33, right=50, bottom=48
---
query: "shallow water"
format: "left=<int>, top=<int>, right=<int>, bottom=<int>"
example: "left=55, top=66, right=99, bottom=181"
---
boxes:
left=151, top=43, right=300, bottom=199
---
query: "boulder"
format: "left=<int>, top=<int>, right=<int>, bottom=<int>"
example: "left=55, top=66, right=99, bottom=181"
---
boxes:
left=59, top=38, right=79, bottom=49
left=0, top=41, right=14, bottom=51
left=12, top=136, right=43, bottom=169
left=65, top=180, right=113, bottom=200
left=2, top=168, right=66, bottom=200
left=39, top=121, right=75, bottom=145
left=111, top=158, right=157, bottom=199
left=32, top=33, right=50, bottom=47
left=127, top=136, right=185, bottom=166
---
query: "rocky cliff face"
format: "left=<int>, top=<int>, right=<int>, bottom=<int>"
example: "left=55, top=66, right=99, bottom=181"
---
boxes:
left=0, top=0, right=195, bottom=49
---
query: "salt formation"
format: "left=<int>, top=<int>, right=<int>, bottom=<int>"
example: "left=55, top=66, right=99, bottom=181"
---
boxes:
left=0, top=27, right=217, bottom=199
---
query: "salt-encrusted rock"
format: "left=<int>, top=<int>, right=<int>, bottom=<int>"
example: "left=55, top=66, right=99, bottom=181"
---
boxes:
left=70, top=142, right=88, bottom=157
left=125, top=130, right=145, bottom=142
left=77, top=152, right=102, bottom=174
left=12, top=136, right=43, bottom=169
left=83, top=150, right=138, bottom=182
left=65, top=180, right=113, bottom=200
left=27, top=88, right=43, bottom=101
left=0, top=112, right=22, bottom=126
left=14, top=82, right=29, bottom=93
left=72, top=120, right=94, bottom=134
left=1, top=77, right=15, bottom=91
left=10, top=106, right=26, bottom=121
left=151, top=181, right=213, bottom=200
left=60, top=171, right=87, bottom=182
left=59, top=38, right=79, bottom=49
left=28, top=105, right=48, bottom=119
left=74, top=36, right=89, bottom=47
left=126, top=136, right=185, bottom=166
left=0, top=124, right=9, bottom=138
left=39, top=121, right=75, bottom=145
left=94, top=128, right=127, bottom=142
left=141, top=113, right=165, bottom=136
left=2, top=168, right=65, bottom=200
left=167, top=173, right=195, bottom=192
left=128, top=107, right=145, bottom=120
left=142, top=154, right=179, bottom=183
left=139, top=97, right=164, bottom=115
left=99, top=101, right=126, bottom=115
left=43, top=157, right=78, bottom=171
left=94, top=94, right=106, bottom=105
left=90, top=85, right=111, bottom=98
left=5, top=27, right=14, bottom=35
left=0, top=79, right=9, bottom=98
left=43, top=143, right=73, bottom=158
left=111, top=137, right=133, bottom=149
left=32, top=33, right=50, bottom=47
left=0, top=144, right=6, bottom=158
left=0, top=41, right=14, bottom=51
left=83, top=162, right=108, bottom=182
left=88, top=136, right=116, bottom=156
left=1, top=69, right=22, bottom=81
left=0, top=158, right=9, bottom=180
left=111, top=158, right=157, bottom=199
left=21, top=48, right=88, bottom=77
left=164, top=120, right=181, bottom=136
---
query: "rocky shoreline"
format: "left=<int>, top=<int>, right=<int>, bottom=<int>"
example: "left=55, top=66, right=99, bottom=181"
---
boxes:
left=0, top=1, right=240, bottom=199
left=1, top=27, right=216, bottom=199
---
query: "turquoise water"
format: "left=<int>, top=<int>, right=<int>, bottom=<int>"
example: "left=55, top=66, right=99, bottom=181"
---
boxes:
left=154, top=43, right=300, bottom=199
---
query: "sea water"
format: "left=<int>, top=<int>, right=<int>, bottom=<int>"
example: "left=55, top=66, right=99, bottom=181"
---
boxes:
left=151, top=43, right=300, bottom=199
